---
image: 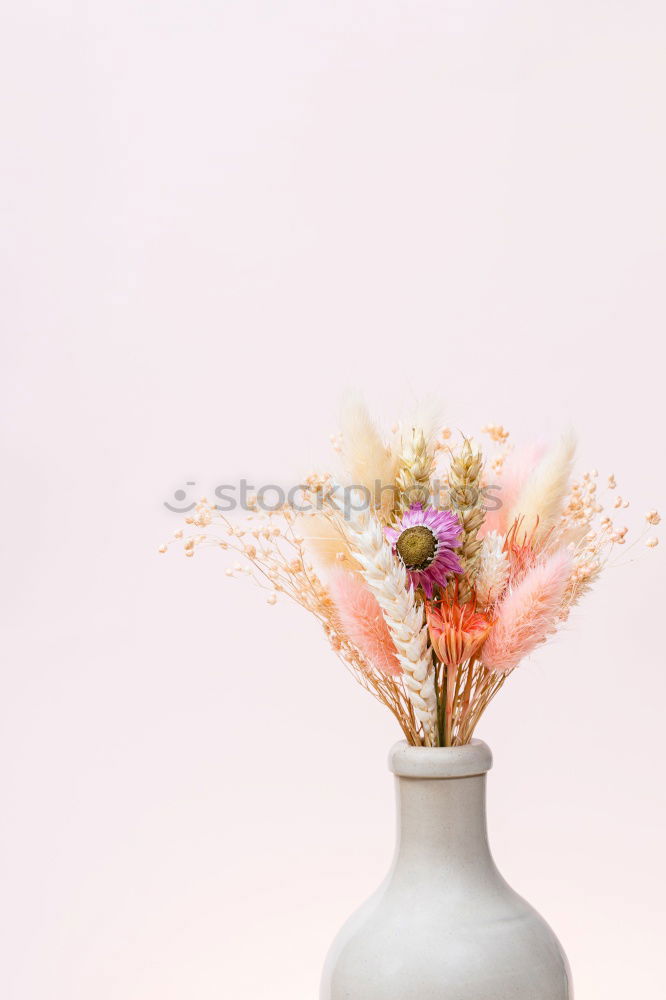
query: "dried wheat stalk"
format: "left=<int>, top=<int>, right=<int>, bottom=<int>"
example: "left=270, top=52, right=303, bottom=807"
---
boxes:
left=446, top=439, right=485, bottom=603
left=395, top=427, right=434, bottom=512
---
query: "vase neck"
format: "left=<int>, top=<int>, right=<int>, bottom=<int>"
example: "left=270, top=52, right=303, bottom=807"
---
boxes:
left=392, top=772, right=495, bottom=878
left=387, top=740, right=497, bottom=885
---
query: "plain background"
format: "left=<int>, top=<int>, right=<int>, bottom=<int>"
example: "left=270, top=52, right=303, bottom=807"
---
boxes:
left=1, top=2, right=665, bottom=998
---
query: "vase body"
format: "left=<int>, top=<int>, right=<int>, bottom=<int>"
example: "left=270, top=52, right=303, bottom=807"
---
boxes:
left=321, top=741, right=572, bottom=1000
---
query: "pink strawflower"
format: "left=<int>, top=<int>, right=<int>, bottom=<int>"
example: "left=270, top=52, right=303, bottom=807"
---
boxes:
left=385, top=505, right=462, bottom=599
left=329, top=571, right=401, bottom=677
left=481, top=549, right=572, bottom=675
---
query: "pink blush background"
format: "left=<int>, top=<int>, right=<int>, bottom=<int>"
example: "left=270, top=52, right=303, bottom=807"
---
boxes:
left=1, top=3, right=665, bottom=998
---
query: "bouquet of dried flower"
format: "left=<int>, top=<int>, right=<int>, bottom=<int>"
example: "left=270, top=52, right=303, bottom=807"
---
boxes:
left=161, top=400, right=660, bottom=747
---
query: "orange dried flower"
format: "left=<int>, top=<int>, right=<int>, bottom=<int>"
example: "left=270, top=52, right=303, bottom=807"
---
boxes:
left=427, top=602, right=493, bottom=667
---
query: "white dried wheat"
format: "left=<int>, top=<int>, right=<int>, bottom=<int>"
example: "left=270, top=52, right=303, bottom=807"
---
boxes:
left=475, top=531, right=510, bottom=608
left=329, top=487, right=438, bottom=745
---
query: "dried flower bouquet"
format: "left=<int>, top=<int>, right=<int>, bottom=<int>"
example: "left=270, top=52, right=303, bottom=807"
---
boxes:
left=161, top=400, right=660, bottom=747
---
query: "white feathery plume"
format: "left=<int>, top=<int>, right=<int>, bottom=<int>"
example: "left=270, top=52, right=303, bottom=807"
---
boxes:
left=329, top=486, right=438, bottom=745
left=298, top=513, right=359, bottom=573
left=509, top=431, right=576, bottom=541
left=474, top=531, right=510, bottom=608
left=339, top=394, right=397, bottom=520
left=402, top=395, right=444, bottom=449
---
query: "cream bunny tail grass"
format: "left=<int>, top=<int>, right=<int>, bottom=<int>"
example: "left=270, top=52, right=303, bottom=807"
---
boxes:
left=299, top=513, right=359, bottom=573
left=329, top=570, right=401, bottom=677
left=330, top=488, right=439, bottom=745
left=481, top=442, right=547, bottom=537
left=508, top=432, right=576, bottom=543
left=481, top=548, right=572, bottom=675
left=402, top=396, right=444, bottom=449
left=339, top=394, right=397, bottom=521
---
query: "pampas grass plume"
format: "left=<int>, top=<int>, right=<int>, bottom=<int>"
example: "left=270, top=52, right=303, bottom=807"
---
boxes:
left=329, top=570, right=401, bottom=677
left=482, top=441, right=547, bottom=536
left=339, top=394, right=396, bottom=518
left=508, top=432, right=576, bottom=540
left=403, top=396, right=444, bottom=449
left=299, top=513, right=358, bottom=573
left=482, top=549, right=572, bottom=674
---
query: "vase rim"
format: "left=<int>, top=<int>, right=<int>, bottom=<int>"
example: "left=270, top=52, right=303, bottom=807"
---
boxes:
left=388, top=739, right=493, bottom=778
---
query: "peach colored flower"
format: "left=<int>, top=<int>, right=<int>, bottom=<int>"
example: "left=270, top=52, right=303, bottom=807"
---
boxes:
left=427, top=602, right=492, bottom=667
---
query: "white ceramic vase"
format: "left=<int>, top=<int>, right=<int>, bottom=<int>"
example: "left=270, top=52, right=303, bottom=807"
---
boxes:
left=321, top=740, right=572, bottom=999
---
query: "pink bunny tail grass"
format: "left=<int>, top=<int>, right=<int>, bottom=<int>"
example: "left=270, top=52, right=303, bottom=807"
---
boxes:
left=329, top=570, right=402, bottom=677
left=482, top=442, right=548, bottom=537
left=481, top=549, right=572, bottom=675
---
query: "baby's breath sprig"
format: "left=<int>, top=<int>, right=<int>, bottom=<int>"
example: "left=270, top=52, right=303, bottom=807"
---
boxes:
left=159, top=496, right=422, bottom=743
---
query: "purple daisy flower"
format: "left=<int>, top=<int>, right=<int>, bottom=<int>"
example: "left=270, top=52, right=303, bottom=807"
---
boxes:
left=385, top=505, right=463, bottom=599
